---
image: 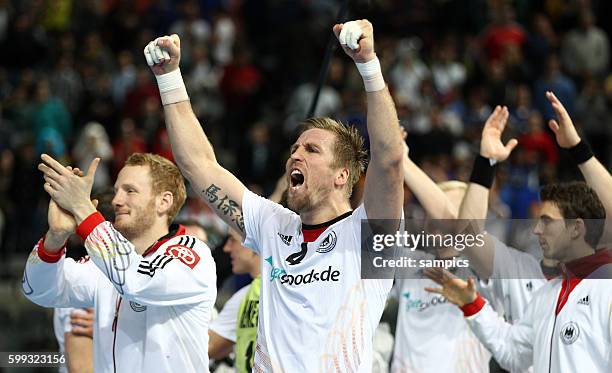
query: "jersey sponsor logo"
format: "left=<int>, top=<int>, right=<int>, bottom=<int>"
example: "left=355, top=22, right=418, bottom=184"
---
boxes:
left=277, top=233, right=293, bottom=246
left=266, top=256, right=341, bottom=286
left=577, top=295, right=590, bottom=306
left=165, top=238, right=200, bottom=269
left=285, top=243, right=308, bottom=265
left=138, top=254, right=174, bottom=277
left=560, top=321, right=580, bottom=345
left=129, top=301, right=147, bottom=312
left=316, top=231, right=337, bottom=253
left=402, top=292, right=447, bottom=312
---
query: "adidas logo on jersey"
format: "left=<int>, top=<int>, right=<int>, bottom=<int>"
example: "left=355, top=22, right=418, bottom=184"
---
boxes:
left=577, top=295, right=590, bottom=306
left=278, top=233, right=293, bottom=246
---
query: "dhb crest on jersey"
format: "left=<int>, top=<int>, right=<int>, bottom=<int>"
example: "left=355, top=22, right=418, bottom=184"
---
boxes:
left=316, top=231, right=337, bottom=253
left=560, top=321, right=580, bottom=345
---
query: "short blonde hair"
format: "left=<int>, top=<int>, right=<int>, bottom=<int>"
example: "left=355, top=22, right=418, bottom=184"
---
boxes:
left=125, top=153, right=187, bottom=224
left=301, top=118, right=367, bottom=197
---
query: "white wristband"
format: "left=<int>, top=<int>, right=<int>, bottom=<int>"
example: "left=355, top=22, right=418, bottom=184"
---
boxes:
left=355, top=57, right=385, bottom=92
left=155, top=69, right=189, bottom=105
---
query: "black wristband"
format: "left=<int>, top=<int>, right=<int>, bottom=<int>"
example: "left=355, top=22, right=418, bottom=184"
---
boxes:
left=567, top=140, right=594, bottom=165
left=469, top=155, right=496, bottom=189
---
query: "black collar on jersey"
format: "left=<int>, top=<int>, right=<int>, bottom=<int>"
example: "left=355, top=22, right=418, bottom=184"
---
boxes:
left=302, top=210, right=353, bottom=230
left=142, top=224, right=186, bottom=257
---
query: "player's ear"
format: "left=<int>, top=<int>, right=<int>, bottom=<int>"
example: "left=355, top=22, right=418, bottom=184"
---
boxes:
left=335, top=168, right=349, bottom=188
left=157, top=191, right=174, bottom=216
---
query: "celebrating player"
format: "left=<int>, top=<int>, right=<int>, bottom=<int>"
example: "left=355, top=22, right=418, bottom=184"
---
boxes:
left=24, top=153, right=217, bottom=372
left=144, top=19, right=403, bottom=371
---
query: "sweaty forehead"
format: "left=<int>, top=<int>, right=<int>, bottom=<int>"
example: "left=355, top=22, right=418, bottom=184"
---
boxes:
left=295, top=128, right=336, bottom=149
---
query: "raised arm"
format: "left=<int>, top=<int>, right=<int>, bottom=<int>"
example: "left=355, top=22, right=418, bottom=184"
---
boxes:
left=23, top=166, right=99, bottom=308
left=458, top=106, right=518, bottom=278
left=334, top=20, right=404, bottom=221
left=546, top=91, right=612, bottom=242
left=144, top=35, right=247, bottom=236
left=424, top=268, right=534, bottom=373
left=400, top=129, right=458, bottom=219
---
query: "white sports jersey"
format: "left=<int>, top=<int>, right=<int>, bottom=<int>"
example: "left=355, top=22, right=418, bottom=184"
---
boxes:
left=53, top=308, right=73, bottom=373
left=487, top=235, right=547, bottom=324
left=391, top=252, right=491, bottom=373
left=465, top=249, right=612, bottom=373
left=210, top=285, right=250, bottom=343
left=23, top=212, right=217, bottom=373
left=241, top=190, right=393, bottom=372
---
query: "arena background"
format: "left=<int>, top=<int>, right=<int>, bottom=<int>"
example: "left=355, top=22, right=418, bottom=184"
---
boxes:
left=0, top=0, right=611, bottom=371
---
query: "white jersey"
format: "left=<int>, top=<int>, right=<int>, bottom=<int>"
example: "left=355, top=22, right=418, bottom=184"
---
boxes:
left=23, top=212, right=217, bottom=373
left=210, top=285, right=250, bottom=343
left=391, top=252, right=491, bottom=373
left=485, top=235, right=547, bottom=324
left=465, top=250, right=612, bottom=372
left=53, top=308, right=73, bottom=373
left=241, top=190, right=393, bottom=372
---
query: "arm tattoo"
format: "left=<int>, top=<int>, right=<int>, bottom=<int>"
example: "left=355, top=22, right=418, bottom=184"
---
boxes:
left=203, top=184, right=245, bottom=233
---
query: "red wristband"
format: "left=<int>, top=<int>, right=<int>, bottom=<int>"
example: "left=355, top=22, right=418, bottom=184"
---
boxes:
left=76, top=212, right=106, bottom=240
left=37, top=237, right=66, bottom=263
left=461, top=293, right=486, bottom=317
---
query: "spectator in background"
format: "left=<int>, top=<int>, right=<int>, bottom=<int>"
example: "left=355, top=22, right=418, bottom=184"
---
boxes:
left=169, top=0, right=210, bottom=47
left=574, top=77, right=611, bottom=167
left=186, top=44, right=223, bottom=122
left=481, top=2, right=525, bottom=63
left=517, top=110, right=559, bottom=169
left=561, top=10, right=609, bottom=80
left=211, top=11, right=236, bottom=66
left=284, top=57, right=343, bottom=136
left=431, top=37, right=466, bottom=101
left=73, top=122, right=113, bottom=193
left=237, top=122, right=282, bottom=192
left=31, top=80, right=71, bottom=160
left=49, top=54, right=83, bottom=115
left=524, top=13, right=558, bottom=76
left=533, top=54, right=576, bottom=120
left=389, top=38, right=429, bottom=110
left=509, top=83, right=535, bottom=133
left=111, top=51, right=137, bottom=106
left=112, top=118, right=146, bottom=176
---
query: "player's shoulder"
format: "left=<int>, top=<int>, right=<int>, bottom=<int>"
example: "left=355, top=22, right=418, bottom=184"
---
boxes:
left=160, top=234, right=214, bottom=270
left=245, top=189, right=299, bottom=222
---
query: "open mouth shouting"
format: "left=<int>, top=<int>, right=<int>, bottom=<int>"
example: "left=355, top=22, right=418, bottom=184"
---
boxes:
left=289, top=168, right=305, bottom=192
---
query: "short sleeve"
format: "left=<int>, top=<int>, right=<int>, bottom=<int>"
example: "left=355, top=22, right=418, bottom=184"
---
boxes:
left=210, top=285, right=250, bottom=342
left=241, top=190, right=296, bottom=255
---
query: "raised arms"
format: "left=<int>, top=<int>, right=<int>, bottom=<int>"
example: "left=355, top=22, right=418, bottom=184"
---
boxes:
left=334, top=20, right=404, bottom=221
left=145, top=35, right=247, bottom=236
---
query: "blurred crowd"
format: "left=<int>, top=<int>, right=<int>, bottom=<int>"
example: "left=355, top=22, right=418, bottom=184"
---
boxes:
left=0, top=0, right=611, bottom=266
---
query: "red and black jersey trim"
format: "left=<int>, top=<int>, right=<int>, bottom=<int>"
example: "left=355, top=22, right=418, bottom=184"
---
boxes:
left=142, top=224, right=186, bottom=257
left=302, top=210, right=352, bottom=243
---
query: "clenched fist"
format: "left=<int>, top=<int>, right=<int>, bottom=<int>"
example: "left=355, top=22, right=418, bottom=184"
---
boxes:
left=144, top=34, right=181, bottom=76
left=333, top=20, right=376, bottom=63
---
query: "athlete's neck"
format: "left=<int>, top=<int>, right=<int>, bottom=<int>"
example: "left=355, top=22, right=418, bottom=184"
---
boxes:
left=249, top=265, right=261, bottom=279
left=299, top=199, right=352, bottom=226
left=561, top=242, right=596, bottom=263
left=130, top=223, right=170, bottom=255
